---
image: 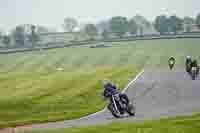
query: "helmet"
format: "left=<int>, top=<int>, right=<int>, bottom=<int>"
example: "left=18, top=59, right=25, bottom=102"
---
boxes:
left=186, top=56, right=191, bottom=60
left=169, top=56, right=175, bottom=60
left=103, top=79, right=112, bottom=86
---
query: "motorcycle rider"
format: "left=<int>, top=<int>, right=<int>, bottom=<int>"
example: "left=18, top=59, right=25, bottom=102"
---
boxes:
left=168, top=56, right=175, bottom=63
left=185, top=56, right=192, bottom=72
left=190, top=59, right=199, bottom=74
left=168, top=56, right=175, bottom=69
left=103, top=79, right=129, bottom=105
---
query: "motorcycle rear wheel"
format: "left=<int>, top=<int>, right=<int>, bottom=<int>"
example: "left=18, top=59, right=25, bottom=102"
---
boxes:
left=108, top=103, right=121, bottom=118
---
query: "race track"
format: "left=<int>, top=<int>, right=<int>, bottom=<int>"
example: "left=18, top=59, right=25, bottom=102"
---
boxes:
left=2, top=69, right=200, bottom=132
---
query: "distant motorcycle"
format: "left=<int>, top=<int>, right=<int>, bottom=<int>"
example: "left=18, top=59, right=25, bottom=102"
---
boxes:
left=107, top=94, right=135, bottom=118
left=168, top=57, right=175, bottom=70
left=186, top=61, right=192, bottom=73
left=190, top=66, right=199, bottom=80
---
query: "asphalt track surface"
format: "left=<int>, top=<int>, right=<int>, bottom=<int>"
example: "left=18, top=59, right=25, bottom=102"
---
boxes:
left=1, top=69, right=200, bottom=132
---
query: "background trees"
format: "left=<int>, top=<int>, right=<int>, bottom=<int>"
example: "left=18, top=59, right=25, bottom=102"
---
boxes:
left=2, top=35, right=11, bottom=48
left=1, top=13, right=200, bottom=49
left=28, top=25, right=40, bottom=47
left=12, top=25, right=25, bottom=47
left=128, top=18, right=138, bottom=35
left=168, top=15, right=183, bottom=34
left=0, top=30, right=2, bottom=40
left=84, top=24, right=98, bottom=40
left=183, top=17, right=195, bottom=32
left=154, top=15, right=169, bottom=34
left=133, top=15, right=150, bottom=36
left=9, top=24, right=40, bottom=48
left=109, top=16, right=128, bottom=38
left=196, top=14, right=200, bottom=29
left=0, top=29, right=11, bottom=48
left=63, top=17, right=78, bottom=32
left=154, top=15, right=183, bottom=34
left=96, top=21, right=110, bottom=39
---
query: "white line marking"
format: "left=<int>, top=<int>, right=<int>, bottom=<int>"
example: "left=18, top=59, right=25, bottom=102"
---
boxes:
left=122, top=69, right=144, bottom=93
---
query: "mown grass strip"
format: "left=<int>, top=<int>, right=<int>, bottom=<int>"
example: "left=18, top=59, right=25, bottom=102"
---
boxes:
left=17, top=113, right=200, bottom=133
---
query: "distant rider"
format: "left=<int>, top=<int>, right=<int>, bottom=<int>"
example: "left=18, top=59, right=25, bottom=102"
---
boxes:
left=186, top=56, right=192, bottom=65
left=168, top=56, right=175, bottom=63
left=185, top=56, right=192, bottom=72
left=190, top=59, right=199, bottom=74
left=103, top=79, right=129, bottom=105
left=168, top=56, right=175, bottom=69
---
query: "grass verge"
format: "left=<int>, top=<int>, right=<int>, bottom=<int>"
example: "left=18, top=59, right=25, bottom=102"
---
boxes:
left=0, top=67, right=142, bottom=129
left=17, top=113, right=200, bottom=133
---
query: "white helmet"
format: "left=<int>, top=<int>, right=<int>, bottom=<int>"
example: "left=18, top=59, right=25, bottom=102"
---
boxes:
left=186, top=56, right=191, bottom=60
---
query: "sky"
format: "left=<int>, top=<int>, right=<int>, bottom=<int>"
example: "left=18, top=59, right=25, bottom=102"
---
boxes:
left=0, top=0, right=199, bottom=32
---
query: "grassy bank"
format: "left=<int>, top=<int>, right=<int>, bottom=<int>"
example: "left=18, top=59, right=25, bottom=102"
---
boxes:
left=0, top=67, right=142, bottom=128
left=18, top=113, right=200, bottom=133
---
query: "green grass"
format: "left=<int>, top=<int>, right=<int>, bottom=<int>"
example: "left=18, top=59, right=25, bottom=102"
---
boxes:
left=18, top=113, right=200, bottom=133
left=0, top=39, right=200, bottom=128
left=0, top=67, right=142, bottom=128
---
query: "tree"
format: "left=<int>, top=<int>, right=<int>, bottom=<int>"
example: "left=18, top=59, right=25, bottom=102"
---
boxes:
left=96, top=21, right=111, bottom=39
left=0, top=30, right=2, bottom=40
left=196, top=14, right=200, bottom=29
left=84, top=24, right=98, bottom=40
left=23, top=24, right=33, bottom=35
left=133, top=15, right=151, bottom=35
left=139, top=27, right=144, bottom=37
left=101, top=30, right=109, bottom=39
left=96, top=21, right=110, bottom=32
left=12, top=25, right=25, bottom=47
left=37, top=26, right=51, bottom=33
left=28, top=25, right=39, bottom=47
left=154, top=15, right=169, bottom=34
left=183, top=17, right=195, bottom=32
left=168, top=15, right=183, bottom=34
left=128, top=19, right=138, bottom=35
left=109, top=16, right=128, bottom=37
left=2, top=35, right=11, bottom=48
left=63, top=17, right=78, bottom=32
left=133, top=15, right=150, bottom=28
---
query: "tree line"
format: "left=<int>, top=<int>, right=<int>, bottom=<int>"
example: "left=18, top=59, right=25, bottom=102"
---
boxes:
left=1, top=13, right=200, bottom=48
left=0, top=24, right=53, bottom=48
left=63, top=14, right=200, bottom=38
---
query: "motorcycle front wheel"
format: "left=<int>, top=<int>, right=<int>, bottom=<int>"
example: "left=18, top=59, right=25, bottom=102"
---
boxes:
left=126, top=103, right=135, bottom=116
left=191, top=69, right=196, bottom=80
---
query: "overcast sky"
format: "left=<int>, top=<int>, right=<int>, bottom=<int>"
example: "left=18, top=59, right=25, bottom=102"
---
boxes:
left=0, top=0, right=199, bottom=31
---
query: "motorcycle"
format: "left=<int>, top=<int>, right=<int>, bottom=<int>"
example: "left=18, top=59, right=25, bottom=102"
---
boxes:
left=186, top=62, right=192, bottom=73
left=169, top=60, right=175, bottom=70
left=107, top=94, right=135, bottom=118
left=168, top=57, right=175, bottom=70
left=190, top=66, right=199, bottom=80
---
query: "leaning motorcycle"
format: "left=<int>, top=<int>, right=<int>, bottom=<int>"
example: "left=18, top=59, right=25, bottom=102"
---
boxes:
left=107, top=94, right=135, bottom=118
